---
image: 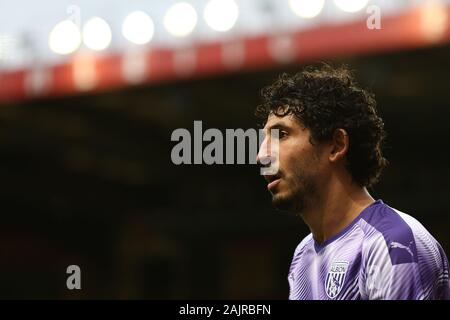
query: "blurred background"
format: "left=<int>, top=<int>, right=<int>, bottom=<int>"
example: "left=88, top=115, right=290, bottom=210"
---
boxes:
left=0, top=0, right=449, bottom=299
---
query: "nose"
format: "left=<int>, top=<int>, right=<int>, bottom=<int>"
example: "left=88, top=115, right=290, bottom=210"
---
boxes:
left=257, top=136, right=271, bottom=166
left=257, top=132, right=280, bottom=176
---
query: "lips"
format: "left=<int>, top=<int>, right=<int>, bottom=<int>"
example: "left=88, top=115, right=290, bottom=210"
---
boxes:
left=264, top=173, right=281, bottom=191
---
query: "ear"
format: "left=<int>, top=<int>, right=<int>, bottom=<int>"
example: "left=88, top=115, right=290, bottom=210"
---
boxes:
left=329, top=128, right=349, bottom=163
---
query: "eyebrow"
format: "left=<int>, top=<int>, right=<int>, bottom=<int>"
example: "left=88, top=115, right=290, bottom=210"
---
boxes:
left=263, top=122, right=291, bottom=135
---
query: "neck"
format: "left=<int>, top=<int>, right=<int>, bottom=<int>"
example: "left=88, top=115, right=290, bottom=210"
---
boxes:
left=299, top=174, right=375, bottom=244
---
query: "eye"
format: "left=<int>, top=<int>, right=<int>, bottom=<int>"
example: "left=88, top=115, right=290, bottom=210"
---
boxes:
left=279, top=130, right=288, bottom=139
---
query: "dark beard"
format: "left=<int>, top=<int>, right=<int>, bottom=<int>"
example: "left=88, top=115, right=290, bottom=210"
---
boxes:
left=271, top=191, right=305, bottom=212
left=271, top=171, right=316, bottom=214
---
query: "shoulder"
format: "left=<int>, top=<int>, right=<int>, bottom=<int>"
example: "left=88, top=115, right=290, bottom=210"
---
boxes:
left=292, top=233, right=313, bottom=259
left=358, top=201, right=449, bottom=299
left=288, top=234, right=313, bottom=274
left=359, top=200, right=444, bottom=266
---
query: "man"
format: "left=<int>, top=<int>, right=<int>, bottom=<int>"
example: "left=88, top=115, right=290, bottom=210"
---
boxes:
left=255, top=65, right=449, bottom=300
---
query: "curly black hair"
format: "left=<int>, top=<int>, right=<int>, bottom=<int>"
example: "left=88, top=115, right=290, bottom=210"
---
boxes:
left=255, top=64, right=388, bottom=188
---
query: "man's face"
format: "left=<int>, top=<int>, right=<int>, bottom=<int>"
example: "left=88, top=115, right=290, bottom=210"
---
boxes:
left=257, top=114, right=328, bottom=213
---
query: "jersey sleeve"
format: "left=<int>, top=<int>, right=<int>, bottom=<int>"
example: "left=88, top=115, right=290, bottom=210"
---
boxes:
left=362, top=233, right=450, bottom=300
left=362, top=236, right=424, bottom=300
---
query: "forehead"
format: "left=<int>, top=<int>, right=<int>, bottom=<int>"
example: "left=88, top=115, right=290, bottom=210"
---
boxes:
left=263, top=114, right=304, bottom=132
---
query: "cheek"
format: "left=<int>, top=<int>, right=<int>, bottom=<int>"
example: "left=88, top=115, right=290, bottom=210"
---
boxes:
left=285, top=146, right=323, bottom=175
left=306, top=151, right=329, bottom=180
left=280, top=145, right=309, bottom=172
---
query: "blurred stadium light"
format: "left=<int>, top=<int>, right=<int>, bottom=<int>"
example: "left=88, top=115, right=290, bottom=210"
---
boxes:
left=82, top=17, right=112, bottom=51
left=203, top=0, right=239, bottom=32
left=164, top=2, right=198, bottom=37
left=334, top=0, right=371, bottom=13
left=121, top=11, right=155, bottom=45
left=288, top=0, right=325, bottom=19
left=0, top=0, right=450, bottom=103
left=48, top=20, right=82, bottom=55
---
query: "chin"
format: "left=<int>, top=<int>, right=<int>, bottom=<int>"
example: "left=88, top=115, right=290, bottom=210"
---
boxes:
left=271, top=189, right=306, bottom=213
left=271, top=193, right=296, bottom=211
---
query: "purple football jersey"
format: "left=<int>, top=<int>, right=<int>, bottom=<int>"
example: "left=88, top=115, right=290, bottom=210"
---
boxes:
left=288, top=200, right=450, bottom=300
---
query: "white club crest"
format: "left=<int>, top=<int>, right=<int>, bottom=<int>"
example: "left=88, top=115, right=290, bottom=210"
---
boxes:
left=325, top=261, right=349, bottom=299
